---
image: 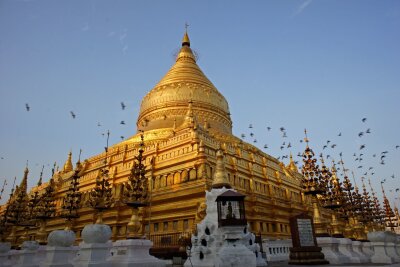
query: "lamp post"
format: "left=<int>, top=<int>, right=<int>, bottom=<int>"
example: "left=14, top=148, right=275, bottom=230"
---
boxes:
left=301, top=130, right=329, bottom=237
left=87, top=132, right=114, bottom=224
left=123, top=133, right=149, bottom=239
left=60, top=167, right=82, bottom=230
left=320, top=160, right=345, bottom=237
left=34, top=178, right=56, bottom=244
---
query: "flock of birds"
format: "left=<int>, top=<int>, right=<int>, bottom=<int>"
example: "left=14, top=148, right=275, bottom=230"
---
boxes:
left=0, top=103, right=398, bottom=206
left=25, top=101, right=129, bottom=140
left=241, top=117, right=400, bottom=197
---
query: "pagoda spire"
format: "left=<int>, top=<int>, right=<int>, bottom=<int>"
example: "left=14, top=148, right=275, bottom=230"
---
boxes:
left=37, top=165, right=44, bottom=187
left=182, top=23, right=190, bottom=47
left=288, top=153, right=298, bottom=172
left=212, top=149, right=231, bottom=189
left=63, top=151, right=73, bottom=173
left=20, top=165, right=29, bottom=193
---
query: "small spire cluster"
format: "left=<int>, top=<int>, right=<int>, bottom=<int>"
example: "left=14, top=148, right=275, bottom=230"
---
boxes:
left=301, top=130, right=327, bottom=195
left=123, top=133, right=148, bottom=205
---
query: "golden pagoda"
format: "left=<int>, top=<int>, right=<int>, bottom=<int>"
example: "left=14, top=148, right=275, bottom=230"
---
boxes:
left=1, top=30, right=334, bottom=247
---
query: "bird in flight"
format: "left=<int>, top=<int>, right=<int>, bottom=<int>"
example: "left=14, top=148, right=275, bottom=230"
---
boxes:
left=120, top=121, right=125, bottom=125
left=250, top=133, right=254, bottom=137
left=97, top=122, right=101, bottom=127
left=280, top=127, right=285, bottom=132
left=391, top=174, right=395, bottom=179
left=366, top=128, right=371, bottom=134
left=121, top=102, right=126, bottom=110
left=360, top=144, right=365, bottom=150
left=249, top=124, right=253, bottom=128
left=120, top=136, right=124, bottom=140
left=338, top=132, right=342, bottom=137
left=358, top=132, right=364, bottom=137
left=70, top=111, right=76, bottom=119
left=396, top=145, right=399, bottom=149
left=264, top=144, right=268, bottom=149
left=241, top=134, right=245, bottom=139
left=362, top=118, right=367, bottom=123
left=331, top=144, right=337, bottom=148
left=25, top=103, right=30, bottom=111
left=267, top=127, right=271, bottom=131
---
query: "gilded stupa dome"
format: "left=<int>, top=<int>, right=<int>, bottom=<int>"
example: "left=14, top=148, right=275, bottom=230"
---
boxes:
left=137, top=31, right=232, bottom=134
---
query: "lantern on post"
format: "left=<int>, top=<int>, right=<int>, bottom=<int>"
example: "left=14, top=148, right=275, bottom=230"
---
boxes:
left=216, top=191, right=246, bottom=227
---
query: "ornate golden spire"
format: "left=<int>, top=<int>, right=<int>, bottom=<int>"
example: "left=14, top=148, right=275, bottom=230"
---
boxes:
left=212, top=149, right=231, bottom=189
left=288, top=153, right=298, bottom=172
left=182, top=23, right=190, bottom=47
left=137, top=29, right=232, bottom=134
left=63, top=151, right=73, bottom=173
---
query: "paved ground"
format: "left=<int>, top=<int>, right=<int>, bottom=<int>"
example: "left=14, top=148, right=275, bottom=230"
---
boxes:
left=268, top=262, right=400, bottom=267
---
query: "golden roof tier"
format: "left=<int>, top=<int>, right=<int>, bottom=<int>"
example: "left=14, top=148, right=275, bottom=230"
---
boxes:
left=137, top=31, right=232, bottom=134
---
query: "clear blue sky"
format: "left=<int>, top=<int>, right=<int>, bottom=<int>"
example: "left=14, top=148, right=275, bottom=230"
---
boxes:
left=1, top=0, right=399, bottom=208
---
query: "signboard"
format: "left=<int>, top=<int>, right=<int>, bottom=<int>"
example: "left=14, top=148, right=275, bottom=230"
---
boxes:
left=289, top=213, right=317, bottom=248
left=297, top=218, right=315, bottom=247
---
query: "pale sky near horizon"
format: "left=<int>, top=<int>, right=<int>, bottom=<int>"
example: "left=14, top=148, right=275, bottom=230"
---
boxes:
left=0, top=0, right=399, bottom=209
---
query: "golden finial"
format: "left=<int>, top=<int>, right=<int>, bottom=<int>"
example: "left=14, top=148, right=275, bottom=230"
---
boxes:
left=37, top=165, right=44, bottom=186
left=0, top=180, right=6, bottom=200
left=63, top=151, right=73, bottom=173
left=304, top=129, right=309, bottom=147
left=182, top=23, right=190, bottom=47
left=212, top=149, right=231, bottom=189
left=288, top=152, right=298, bottom=172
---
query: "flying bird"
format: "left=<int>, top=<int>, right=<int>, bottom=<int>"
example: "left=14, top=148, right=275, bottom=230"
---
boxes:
left=120, top=136, right=124, bottom=140
left=267, top=127, right=271, bottom=131
left=280, top=127, right=285, bottom=132
left=362, top=118, right=367, bottom=123
left=366, top=128, right=371, bottom=134
left=253, top=139, right=257, bottom=143
left=241, top=134, right=245, bottom=139
left=280, top=146, right=284, bottom=150
left=120, top=121, right=125, bottom=125
left=249, top=124, right=253, bottom=128
left=25, top=103, right=30, bottom=111
left=121, top=102, right=126, bottom=110
left=391, top=174, right=395, bottom=179
left=396, top=145, right=399, bottom=149
left=338, top=132, right=342, bottom=137
left=331, top=144, right=337, bottom=148
left=358, top=132, right=364, bottom=137
left=97, top=122, right=101, bottom=127
left=323, top=145, right=327, bottom=150
left=264, top=144, right=268, bottom=149
left=70, top=111, right=76, bottom=119
left=287, top=142, right=292, bottom=148
left=282, top=132, right=287, bottom=138
left=360, top=144, right=365, bottom=150
left=250, top=133, right=254, bottom=137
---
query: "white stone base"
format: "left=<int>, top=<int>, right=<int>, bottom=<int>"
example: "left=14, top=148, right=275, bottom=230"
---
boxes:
left=0, top=252, right=12, bottom=267
left=386, top=242, right=400, bottom=263
left=352, top=241, right=370, bottom=263
left=74, top=241, right=112, bottom=267
left=337, top=238, right=361, bottom=263
left=16, top=241, right=40, bottom=267
left=370, top=242, right=394, bottom=264
left=361, top=242, right=374, bottom=258
left=316, top=237, right=350, bottom=264
left=40, top=246, right=75, bottom=267
left=396, top=243, right=400, bottom=258
left=108, top=239, right=165, bottom=267
left=217, top=242, right=257, bottom=267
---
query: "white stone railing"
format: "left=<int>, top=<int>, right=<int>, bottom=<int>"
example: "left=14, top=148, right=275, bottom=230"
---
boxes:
left=262, top=239, right=292, bottom=262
